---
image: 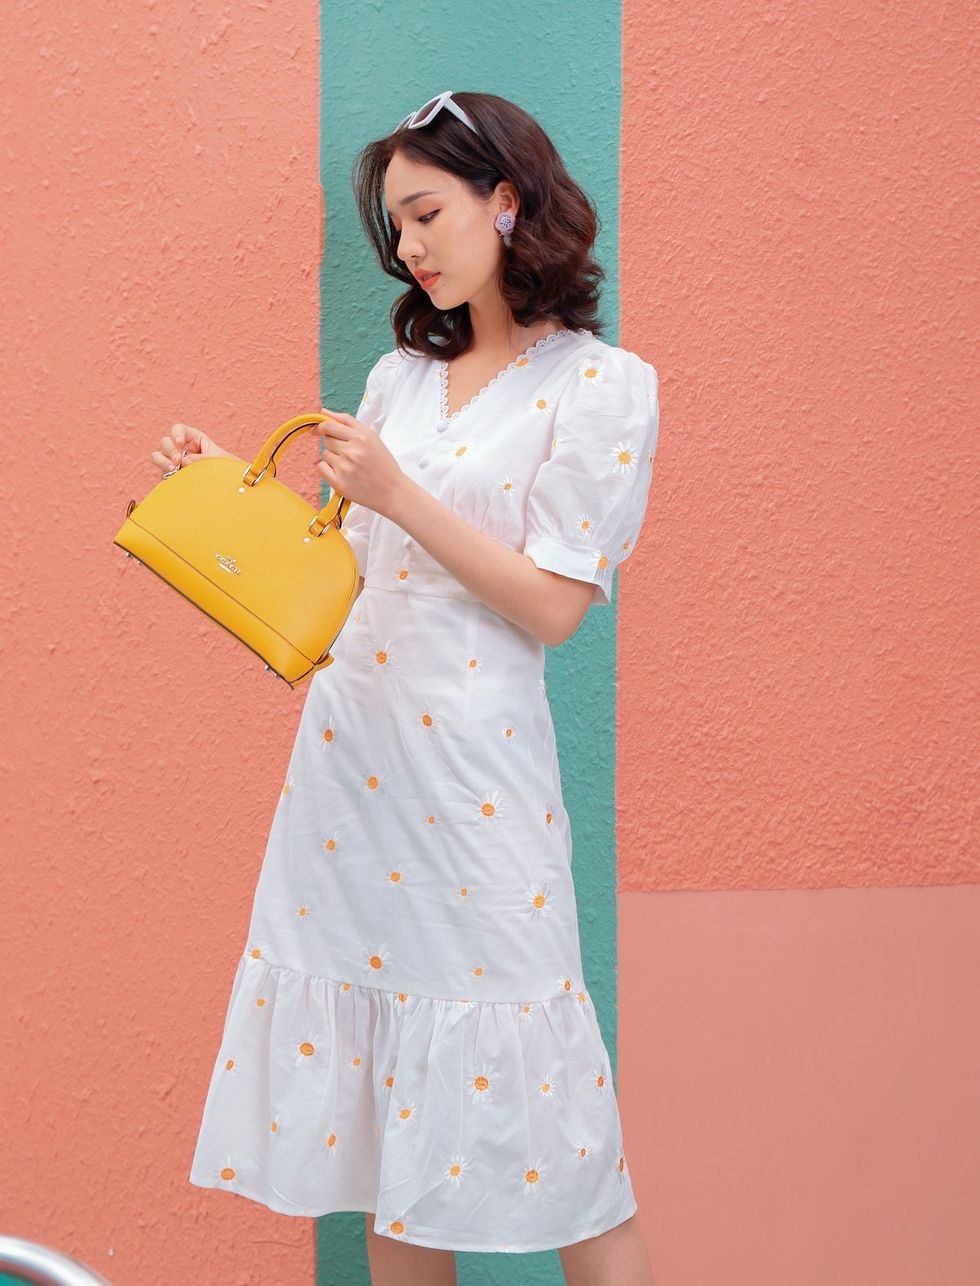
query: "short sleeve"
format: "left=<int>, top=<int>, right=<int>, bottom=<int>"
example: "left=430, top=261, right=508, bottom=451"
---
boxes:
left=336, top=348, right=406, bottom=572
left=522, top=347, right=661, bottom=608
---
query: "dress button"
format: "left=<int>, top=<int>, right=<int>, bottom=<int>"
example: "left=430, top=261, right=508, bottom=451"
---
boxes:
left=435, top=419, right=449, bottom=433
left=418, top=454, right=430, bottom=469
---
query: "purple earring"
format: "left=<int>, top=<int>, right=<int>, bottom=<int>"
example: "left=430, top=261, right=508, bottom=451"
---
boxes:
left=494, top=212, right=516, bottom=247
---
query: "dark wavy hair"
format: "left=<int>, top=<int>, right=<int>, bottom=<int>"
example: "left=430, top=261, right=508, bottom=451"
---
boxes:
left=350, top=91, right=606, bottom=359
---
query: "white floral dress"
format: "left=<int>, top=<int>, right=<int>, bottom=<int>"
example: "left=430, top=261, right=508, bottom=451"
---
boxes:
left=189, top=327, right=661, bottom=1253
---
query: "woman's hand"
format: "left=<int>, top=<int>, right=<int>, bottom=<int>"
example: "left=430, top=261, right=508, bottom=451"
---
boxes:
left=315, top=408, right=406, bottom=516
left=150, top=423, right=238, bottom=476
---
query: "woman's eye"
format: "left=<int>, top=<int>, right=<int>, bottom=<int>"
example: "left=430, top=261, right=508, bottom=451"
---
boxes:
left=419, top=210, right=438, bottom=224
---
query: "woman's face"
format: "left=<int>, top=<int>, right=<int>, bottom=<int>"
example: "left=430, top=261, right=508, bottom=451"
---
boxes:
left=384, top=151, right=516, bottom=315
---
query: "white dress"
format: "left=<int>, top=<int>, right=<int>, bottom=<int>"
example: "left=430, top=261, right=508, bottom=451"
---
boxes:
left=189, top=326, right=661, bottom=1253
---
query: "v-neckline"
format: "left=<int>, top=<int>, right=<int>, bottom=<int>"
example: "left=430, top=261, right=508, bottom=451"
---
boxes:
left=436, top=328, right=581, bottom=425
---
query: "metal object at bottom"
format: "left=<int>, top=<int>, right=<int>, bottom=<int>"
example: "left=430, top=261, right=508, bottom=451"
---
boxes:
left=0, top=1234, right=114, bottom=1285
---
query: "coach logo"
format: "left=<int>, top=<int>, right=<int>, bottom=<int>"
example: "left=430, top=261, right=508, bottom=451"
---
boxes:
left=215, top=553, right=242, bottom=575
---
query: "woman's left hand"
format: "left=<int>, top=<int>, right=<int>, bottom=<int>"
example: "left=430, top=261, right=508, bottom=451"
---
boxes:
left=314, top=408, right=406, bottom=516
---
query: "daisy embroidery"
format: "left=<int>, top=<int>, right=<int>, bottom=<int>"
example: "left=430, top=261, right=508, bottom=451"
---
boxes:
left=529, top=393, right=550, bottom=414
left=295, top=903, right=313, bottom=919
left=526, top=884, right=554, bottom=919
left=322, top=1129, right=341, bottom=1157
left=498, top=476, right=517, bottom=497
left=394, top=1100, right=418, bottom=1127
left=501, top=721, right=518, bottom=744
left=609, top=440, right=638, bottom=474
left=321, top=829, right=343, bottom=858
left=384, top=863, right=409, bottom=889
left=543, top=802, right=558, bottom=834
left=517, top=1000, right=537, bottom=1021
left=466, top=1065, right=498, bottom=1104
left=364, top=637, right=400, bottom=677
left=444, top=1155, right=471, bottom=1185
left=456, top=884, right=473, bottom=902
left=536, top=1072, right=559, bottom=1101
left=319, top=717, right=337, bottom=749
left=465, top=654, right=482, bottom=676
left=477, top=790, right=504, bottom=822
left=220, top=1054, right=241, bottom=1079
left=363, top=944, right=392, bottom=978
left=591, top=549, right=611, bottom=575
left=573, top=513, right=594, bottom=538
left=576, top=989, right=590, bottom=1009
left=590, top=1066, right=609, bottom=1093
left=218, top=1155, right=239, bottom=1183
left=280, top=775, right=295, bottom=798
left=381, top=1070, right=396, bottom=1094
left=578, top=355, right=606, bottom=386
left=557, top=971, right=575, bottom=995
left=291, top=1033, right=327, bottom=1068
left=617, top=1153, right=629, bottom=1180
left=574, top=1141, right=593, bottom=1162
left=470, top=963, right=488, bottom=982
left=391, top=563, right=411, bottom=588
left=450, top=443, right=470, bottom=462
left=383, top=1217, right=409, bottom=1240
left=520, top=1159, right=547, bottom=1195
left=270, top=1114, right=282, bottom=1137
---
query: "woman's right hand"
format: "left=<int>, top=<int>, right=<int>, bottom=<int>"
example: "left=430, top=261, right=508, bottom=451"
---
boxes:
left=151, top=423, right=237, bottom=475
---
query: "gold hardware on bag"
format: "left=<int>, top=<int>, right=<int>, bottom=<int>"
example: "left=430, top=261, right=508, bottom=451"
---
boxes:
left=113, top=413, right=361, bottom=689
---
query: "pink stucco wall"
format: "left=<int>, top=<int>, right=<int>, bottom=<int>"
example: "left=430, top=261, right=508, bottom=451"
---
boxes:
left=0, top=5, right=321, bottom=1283
left=617, top=4, right=979, bottom=1282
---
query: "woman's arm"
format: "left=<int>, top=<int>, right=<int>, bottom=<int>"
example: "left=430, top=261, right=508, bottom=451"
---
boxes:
left=385, top=475, right=593, bottom=648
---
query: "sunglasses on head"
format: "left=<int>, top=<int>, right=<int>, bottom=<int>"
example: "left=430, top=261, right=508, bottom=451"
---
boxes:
left=395, top=90, right=479, bottom=137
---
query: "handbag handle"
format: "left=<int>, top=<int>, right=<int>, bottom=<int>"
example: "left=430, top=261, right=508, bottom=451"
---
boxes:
left=241, top=412, right=353, bottom=537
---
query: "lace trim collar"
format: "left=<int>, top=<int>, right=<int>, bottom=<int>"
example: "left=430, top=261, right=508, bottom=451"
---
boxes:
left=437, top=328, right=584, bottom=424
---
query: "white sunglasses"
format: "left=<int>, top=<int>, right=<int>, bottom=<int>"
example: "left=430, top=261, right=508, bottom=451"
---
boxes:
left=396, top=90, right=479, bottom=136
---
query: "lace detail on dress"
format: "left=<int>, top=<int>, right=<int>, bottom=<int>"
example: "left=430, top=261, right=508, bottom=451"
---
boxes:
left=438, top=328, right=580, bottom=423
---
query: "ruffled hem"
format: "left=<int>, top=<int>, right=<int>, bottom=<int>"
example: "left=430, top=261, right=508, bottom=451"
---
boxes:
left=189, top=949, right=637, bottom=1252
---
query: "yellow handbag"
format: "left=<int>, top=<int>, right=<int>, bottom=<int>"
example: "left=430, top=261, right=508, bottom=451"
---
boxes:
left=112, top=413, right=361, bottom=689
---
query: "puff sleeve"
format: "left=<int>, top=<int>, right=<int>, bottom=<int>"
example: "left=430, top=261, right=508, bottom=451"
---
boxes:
left=336, top=348, right=406, bottom=572
left=522, top=347, right=661, bottom=607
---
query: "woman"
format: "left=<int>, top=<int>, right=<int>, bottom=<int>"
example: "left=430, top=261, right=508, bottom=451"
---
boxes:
left=156, top=91, right=659, bottom=1286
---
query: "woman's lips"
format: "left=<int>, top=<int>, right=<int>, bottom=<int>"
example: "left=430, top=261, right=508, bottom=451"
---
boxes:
left=420, top=272, right=440, bottom=289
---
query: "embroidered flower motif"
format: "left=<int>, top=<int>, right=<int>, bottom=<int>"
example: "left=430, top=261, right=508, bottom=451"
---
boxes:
left=348, top=1054, right=366, bottom=1072
left=543, top=801, right=557, bottom=833
left=578, top=356, right=606, bottom=386
left=322, top=1130, right=341, bottom=1156
left=218, top=1154, right=239, bottom=1183
left=520, top=1159, right=547, bottom=1195
left=536, top=1072, right=559, bottom=1100
left=526, top=884, right=554, bottom=919
left=456, top=884, right=473, bottom=901
left=590, top=1065, right=609, bottom=1093
left=610, top=440, right=638, bottom=474
left=291, top=1032, right=328, bottom=1068
left=500, top=721, right=518, bottom=744
left=384, top=864, right=409, bottom=889
left=392, top=563, right=411, bottom=588
left=529, top=394, right=550, bottom=414
left=319, top=717, right=337, bottom=749
left=498, top=475, right=517, bottom=496
left=476, top=790, right=504, bottom=822
left=517, top=1000, right=536, bottom=1021
left=220, top=1054, right=241, bottom=1079
left=444, top=1154, right=471, bottom=1185
left=295, top=903, right=312, bottom=919
left=556, top=971, right=575, bottom=995
left=574, top=1141, right=593, bottom=1162
left=395, top=1100, right=418, bottom=1126
left=573, top=513, right=594, bottom=538
left=363, top=944, right=392, bottom=977
left=280, top=775, right=295, bottom=798
left=466, top=1064, right=498, bottom=1103
left=465, top=655, right=482, bottom=675
left=321, top=828, right=343, bottom=858
left=470, top=963, right=488, bottom=982
left=383, top=1217, right=409, bottom=1240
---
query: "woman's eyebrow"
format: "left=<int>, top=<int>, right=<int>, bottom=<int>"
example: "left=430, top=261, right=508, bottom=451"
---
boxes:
left=386, top=189, right=443, bottom=217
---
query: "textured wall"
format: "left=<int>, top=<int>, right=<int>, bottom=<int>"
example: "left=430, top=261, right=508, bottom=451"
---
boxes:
left=616, top=4, right=979, bottom=1281
left=617, top=0, right=978, bottom=892
left=319, top=3, right=627, bottom=1283
left=0, top=2, right=320, bottom=1283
